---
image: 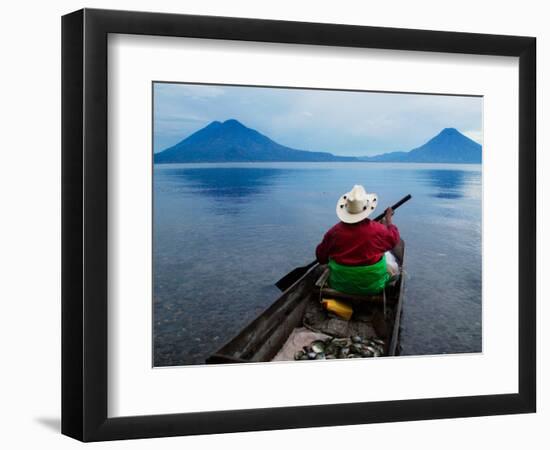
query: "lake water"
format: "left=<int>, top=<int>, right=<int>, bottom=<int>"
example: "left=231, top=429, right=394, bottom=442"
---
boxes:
left=153, top=162, right=482, bottom=366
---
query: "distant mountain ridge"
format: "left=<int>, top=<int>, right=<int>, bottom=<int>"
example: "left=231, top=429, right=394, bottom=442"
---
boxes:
left=154, top=120, right=482, bottom=164
left=154, top=119, right=356, bottom=163
left=360, top=128, right=482, bottom=163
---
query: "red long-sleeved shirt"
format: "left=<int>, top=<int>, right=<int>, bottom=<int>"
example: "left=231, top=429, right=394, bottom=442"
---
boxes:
left=315, top=219, right=400, bottom=266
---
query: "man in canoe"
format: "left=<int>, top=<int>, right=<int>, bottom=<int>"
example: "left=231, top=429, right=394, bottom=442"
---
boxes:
left=315, top=185, right=400, bottom=295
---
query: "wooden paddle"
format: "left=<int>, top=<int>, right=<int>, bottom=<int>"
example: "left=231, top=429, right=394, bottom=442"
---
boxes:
left=274, top=194, right=412, bottom=291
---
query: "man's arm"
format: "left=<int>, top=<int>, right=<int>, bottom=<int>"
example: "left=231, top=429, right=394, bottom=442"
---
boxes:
left=378, top=207, right=400, bottom=250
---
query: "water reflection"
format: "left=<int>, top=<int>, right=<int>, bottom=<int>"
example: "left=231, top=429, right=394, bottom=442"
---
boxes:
left=156, top=167, right=292, bottom=216
left=165, top=167, right=285, bottom=198
left=419, top=169, right=478, bottom=199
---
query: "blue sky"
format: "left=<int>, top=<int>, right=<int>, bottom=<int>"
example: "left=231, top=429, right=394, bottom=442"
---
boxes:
left=153, top=82, right=482, bottom=156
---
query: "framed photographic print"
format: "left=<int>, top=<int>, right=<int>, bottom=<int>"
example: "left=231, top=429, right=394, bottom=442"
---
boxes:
left=61, top=8, right=536, bottom=441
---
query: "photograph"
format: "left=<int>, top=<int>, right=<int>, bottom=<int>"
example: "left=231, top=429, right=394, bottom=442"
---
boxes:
left=152, top=82, right=483, bottom=367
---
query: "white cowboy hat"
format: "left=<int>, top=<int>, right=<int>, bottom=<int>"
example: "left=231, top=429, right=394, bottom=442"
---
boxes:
left=336, top=185, right=378, bottom=224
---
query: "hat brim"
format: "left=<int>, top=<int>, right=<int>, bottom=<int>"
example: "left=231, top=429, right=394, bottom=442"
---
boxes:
left=336, top=193, right=377, bottom=224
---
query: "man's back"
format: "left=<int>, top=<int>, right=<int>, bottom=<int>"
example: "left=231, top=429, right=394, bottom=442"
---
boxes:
left=316, top=219, right=400, bottom=267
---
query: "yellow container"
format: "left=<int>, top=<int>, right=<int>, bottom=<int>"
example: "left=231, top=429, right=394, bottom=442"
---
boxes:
left=321, top=298, right=353, bottom=321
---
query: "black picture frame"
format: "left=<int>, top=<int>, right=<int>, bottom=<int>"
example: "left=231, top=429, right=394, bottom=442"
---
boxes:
left=61, top=8, right=536, bottom=442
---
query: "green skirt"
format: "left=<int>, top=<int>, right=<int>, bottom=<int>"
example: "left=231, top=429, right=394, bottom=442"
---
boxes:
left=328, top=255, right=389, bottom=295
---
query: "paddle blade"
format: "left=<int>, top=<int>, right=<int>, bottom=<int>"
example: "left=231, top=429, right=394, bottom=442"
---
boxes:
left=275, top=260, right=317, bottom=291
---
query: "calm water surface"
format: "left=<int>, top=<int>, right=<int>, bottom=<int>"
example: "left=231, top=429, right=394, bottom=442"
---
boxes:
left=153, top=162, right=482, bottom=366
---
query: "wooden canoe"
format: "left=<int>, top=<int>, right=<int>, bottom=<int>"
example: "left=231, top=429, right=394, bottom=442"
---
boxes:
left=206, top=240, right=405, bottom=364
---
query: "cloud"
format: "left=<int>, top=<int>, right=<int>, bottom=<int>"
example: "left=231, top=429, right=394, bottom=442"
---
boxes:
left=462, top=130, right=483, bottom=144
left=155, top=83, right=225, bottom=99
